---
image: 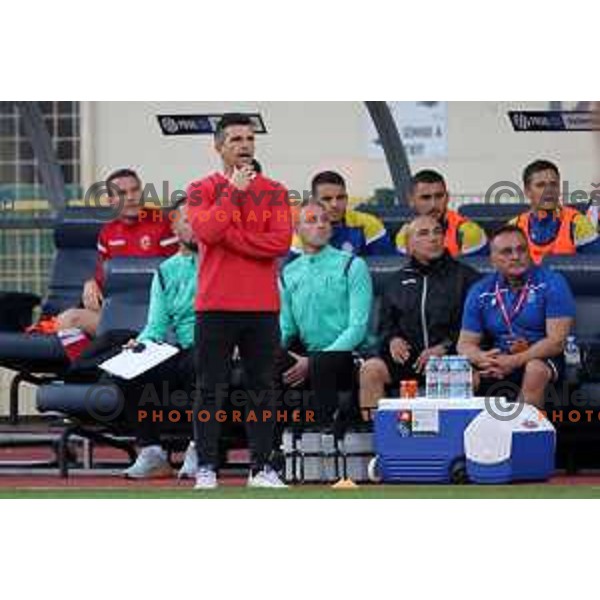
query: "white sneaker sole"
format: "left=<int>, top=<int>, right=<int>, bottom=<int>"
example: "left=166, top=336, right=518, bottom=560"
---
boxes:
left=123, top=465, right=173, bottom=480
left=194, top=482, right=219, bottom=490
left=247, top=479, right=288, bottom=489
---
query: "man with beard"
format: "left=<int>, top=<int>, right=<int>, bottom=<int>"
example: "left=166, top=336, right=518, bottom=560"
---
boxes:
left=395, top=170, right=488, bottom=257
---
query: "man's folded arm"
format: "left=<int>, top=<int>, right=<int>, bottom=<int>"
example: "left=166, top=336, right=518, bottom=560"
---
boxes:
left=187, top=181, right=236, bottom=245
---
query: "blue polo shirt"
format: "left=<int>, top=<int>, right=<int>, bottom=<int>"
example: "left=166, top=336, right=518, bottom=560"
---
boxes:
left=461, top=266, right=576, bottom=352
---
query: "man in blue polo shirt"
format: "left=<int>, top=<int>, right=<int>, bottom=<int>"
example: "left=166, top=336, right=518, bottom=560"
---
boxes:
left=457, top=224, right=575, bottom=408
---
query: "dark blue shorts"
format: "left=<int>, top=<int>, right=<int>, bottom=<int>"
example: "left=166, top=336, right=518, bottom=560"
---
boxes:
left=508, top=355, right=565, bottom=385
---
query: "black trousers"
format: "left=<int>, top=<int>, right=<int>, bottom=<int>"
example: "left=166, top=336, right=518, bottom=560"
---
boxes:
left=194, top=311, right=280, bottom=471
left=114, top=348, right=195, bottom=447
left=274, top=344, right=358, bottom=433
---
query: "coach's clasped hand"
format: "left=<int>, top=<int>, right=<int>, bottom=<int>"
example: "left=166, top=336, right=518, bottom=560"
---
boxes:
left=389, top=337, right=411, bottom=364
left=228, top=164, right=256, bottom=191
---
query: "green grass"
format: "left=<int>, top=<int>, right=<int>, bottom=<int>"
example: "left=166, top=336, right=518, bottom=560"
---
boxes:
left=2, top=485, right=600, bottom=499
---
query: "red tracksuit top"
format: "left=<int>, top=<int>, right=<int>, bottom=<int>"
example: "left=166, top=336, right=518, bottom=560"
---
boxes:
left=95, top=208, right=179, bottom=287
left=186, top=172, right=292, bottom=312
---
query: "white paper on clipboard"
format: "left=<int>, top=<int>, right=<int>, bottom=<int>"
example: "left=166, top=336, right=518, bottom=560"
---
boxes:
left=100, top=342, right=180, bottom=380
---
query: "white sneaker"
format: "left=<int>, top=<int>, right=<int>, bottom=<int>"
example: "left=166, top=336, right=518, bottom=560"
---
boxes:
left=194, top=466, right=218, bottom=490
left=248, top=467, right=288, bottom=489
left=178, top=441, right=198, bottom=480
left=123, top=446, right=172, bottom=480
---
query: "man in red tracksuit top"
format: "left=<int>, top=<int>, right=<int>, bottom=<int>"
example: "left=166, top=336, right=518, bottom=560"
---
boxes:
left=57, top=168, right=178, bottom=337
left=187, top=113, right=292, bottom=490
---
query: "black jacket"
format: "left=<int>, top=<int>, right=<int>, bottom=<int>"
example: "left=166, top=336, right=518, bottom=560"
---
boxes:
left=379, top=253, right=481, bottom=357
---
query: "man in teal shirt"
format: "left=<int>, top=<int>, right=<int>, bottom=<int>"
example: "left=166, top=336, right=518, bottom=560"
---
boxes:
left=278, top=199, right=373, bottom=430
left=118, top=198, right=200, bottom=480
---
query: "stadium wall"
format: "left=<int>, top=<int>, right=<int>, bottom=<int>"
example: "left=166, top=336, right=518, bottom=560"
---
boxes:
left=84, top=101, right=598, bottom=202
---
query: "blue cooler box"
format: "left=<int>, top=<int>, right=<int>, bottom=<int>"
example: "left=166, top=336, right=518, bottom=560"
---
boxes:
left=465, top=403, right=555, bottom=484
left=374, top=398, right=487, bottom=484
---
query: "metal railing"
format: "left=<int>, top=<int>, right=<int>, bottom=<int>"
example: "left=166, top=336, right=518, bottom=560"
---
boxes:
left=0, top=209, right=55, bottom=296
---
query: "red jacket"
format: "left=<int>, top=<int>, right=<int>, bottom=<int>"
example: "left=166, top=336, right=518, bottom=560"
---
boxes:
left=95, top=208, right=178, bottom=287
left=187, top=172, right=292, bottom=312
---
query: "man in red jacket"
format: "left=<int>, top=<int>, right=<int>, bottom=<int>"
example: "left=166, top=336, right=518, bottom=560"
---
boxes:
left=57, top=169, right=178, bottom=337
left=187, top=113, right=292, bottom=489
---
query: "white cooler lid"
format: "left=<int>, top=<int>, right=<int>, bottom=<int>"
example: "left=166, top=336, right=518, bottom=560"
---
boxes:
left=378, top=397, right=494, bottom=411
left=464, top=404, right=555, bottom=465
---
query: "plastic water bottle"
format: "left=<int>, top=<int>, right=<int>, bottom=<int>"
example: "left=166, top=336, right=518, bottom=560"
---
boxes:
left=464, top=357, right=474, bottom=398
left=565, top=335, right=581, bottom=368
left=442, top=356, right=461, bottom=398
left=457, top=356, right=473, bottom=399
left=564, top=335, right=581, bottom=384
left=426, top=357, right=440, bottom=399
left=438, top=357, right=451, bottom=399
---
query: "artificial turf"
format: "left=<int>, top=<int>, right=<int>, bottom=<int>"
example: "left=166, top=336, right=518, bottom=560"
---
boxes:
left=2, top=485, right=600, bottom=499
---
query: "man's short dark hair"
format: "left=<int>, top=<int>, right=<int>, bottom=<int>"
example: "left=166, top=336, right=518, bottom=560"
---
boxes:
left=523, top=160, right=560, bottom=187
left=106, top=168, right=141, bottom=198
left=411, top=169, right=447, bottom=192
left=489, top=224, right=528, bottom=246
left=215, top=113, right=254, bottom=143
left=311, top=171, right=346, bottom=196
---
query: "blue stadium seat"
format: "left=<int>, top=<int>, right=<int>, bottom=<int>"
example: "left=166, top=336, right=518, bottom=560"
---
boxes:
left=460, top=255, right=494, bottom=275
left=35, top=256, right=167, bottom=473
left=37, top=382, right=124, bottom=421
left=458, top=203, right=526, bottom=236
left=0, top=221, right=106, bottom=374
left=96, top=257, right=164, bottom=335
left=0, top=255, right=160, bottom=427
left=33, top=255, right=165, bottom=387
left=364, top=255, right=406, bottom=296
left=42, top=219, right=103, bottom=316
left=354, top=204, right=414, bottom=240
left=545, top=256, right=600, bottom=340
left=363, top=256, right=406, bottom=354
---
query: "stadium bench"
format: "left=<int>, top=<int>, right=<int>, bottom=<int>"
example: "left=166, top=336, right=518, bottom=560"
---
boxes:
left=353, top=204, right=414, bottom=240
left=458, top=203, right=527, bottom=236
left=543, top=256, right=600, bottom=470
left=35, top=252, right=600, bottom=476
left=364, top=254, right=600, bottom=472
left=0, top=217, right=103, bottom=423
left=35, top=256, right=163, bottom=475
left=35, top=253, right=248, bottom=476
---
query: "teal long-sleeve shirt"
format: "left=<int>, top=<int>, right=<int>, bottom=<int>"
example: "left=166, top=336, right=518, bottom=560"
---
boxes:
left=279, top=245, right=373, bottom=352
left=137, top=252, right=198, bottom=349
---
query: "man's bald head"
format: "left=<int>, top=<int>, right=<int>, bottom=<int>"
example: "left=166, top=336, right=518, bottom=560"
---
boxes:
left=406, top=215, right=445, bottom=263
left=296, top=199, right=332, bottom=252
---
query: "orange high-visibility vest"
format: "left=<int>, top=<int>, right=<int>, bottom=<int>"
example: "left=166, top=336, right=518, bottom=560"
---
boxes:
left=515, top=207, right=578, bottom=264
left=444, top=210, right=468, bottom=257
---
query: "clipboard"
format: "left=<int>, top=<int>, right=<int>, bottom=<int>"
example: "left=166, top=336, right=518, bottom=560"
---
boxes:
left=100, top=342, right=180, bottom=380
